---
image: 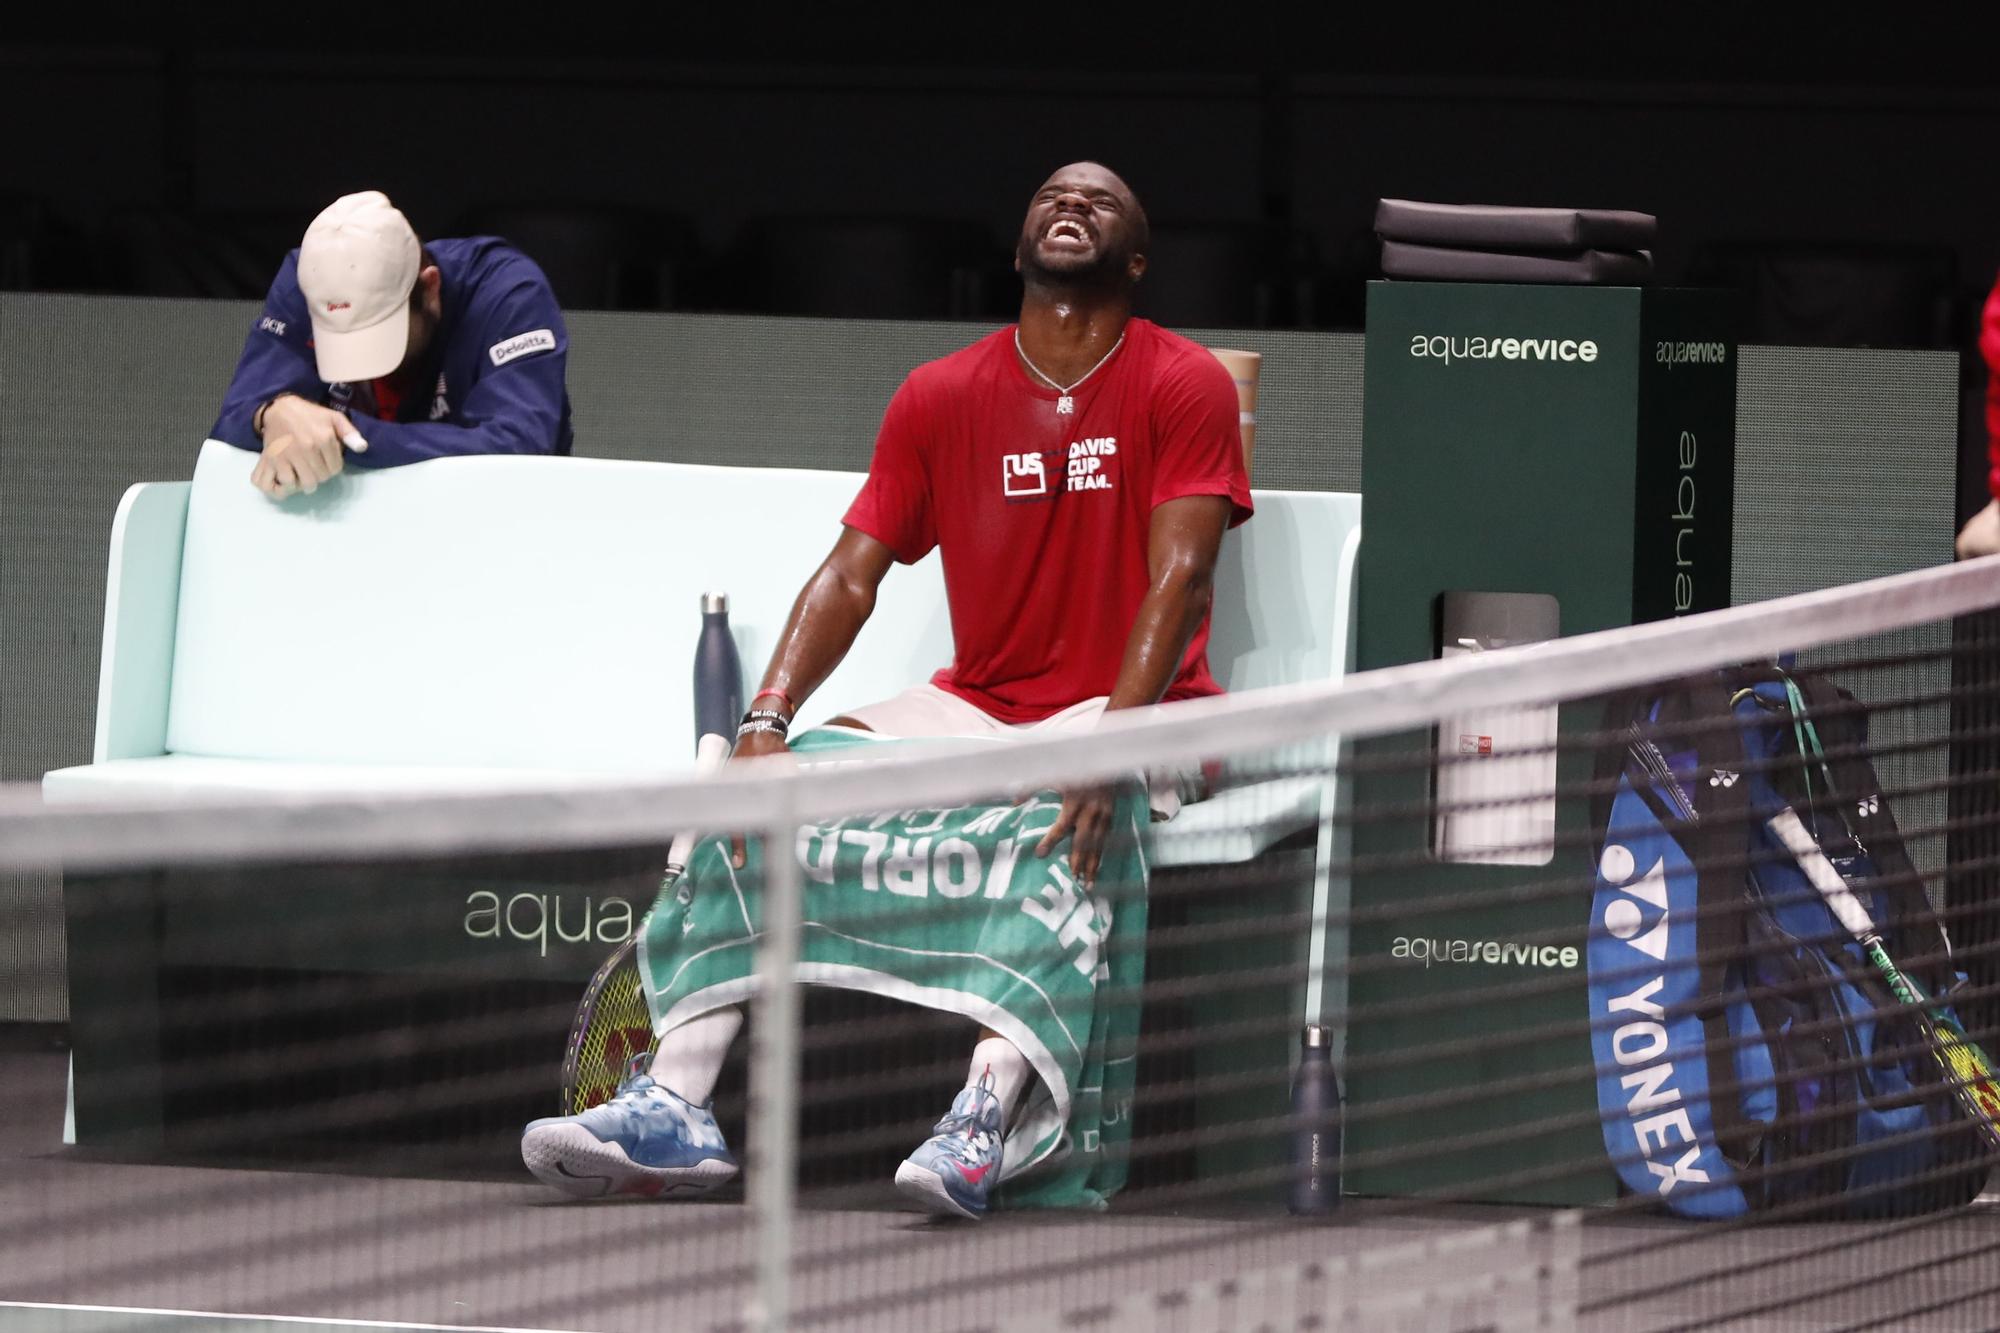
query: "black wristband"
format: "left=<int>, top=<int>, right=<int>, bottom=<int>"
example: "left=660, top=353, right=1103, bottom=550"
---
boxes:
left=740, top=707, right=791, bottom=732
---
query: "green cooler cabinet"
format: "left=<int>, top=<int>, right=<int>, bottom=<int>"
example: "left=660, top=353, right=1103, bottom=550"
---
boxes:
left=1345, top=281, right=1737, bottom=1205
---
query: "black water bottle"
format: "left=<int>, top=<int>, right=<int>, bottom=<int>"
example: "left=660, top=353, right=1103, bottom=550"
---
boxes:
left=1289, top=1023, right=1342, bottom=1215
left=693, top=591, right=743, bottom=753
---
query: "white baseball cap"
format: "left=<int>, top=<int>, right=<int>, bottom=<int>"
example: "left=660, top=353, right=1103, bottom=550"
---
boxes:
left=296, top=191, right=422, bottom=383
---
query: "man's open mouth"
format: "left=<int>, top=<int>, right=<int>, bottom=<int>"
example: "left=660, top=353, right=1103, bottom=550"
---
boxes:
left=1044, top=218, right=1092, bottom=246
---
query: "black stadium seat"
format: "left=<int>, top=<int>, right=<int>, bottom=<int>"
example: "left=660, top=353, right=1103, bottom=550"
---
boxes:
left=733, top=216, right=1006, bottom=320
left=97, top=210, right=304, bottom=300
left=0, top=192, right=55, bottom=290
left=1691, top=241, right=1961, bottom=349
left=452, top=205, right=698, bottom=312
left=1135, top=222, right=1306, bottom=329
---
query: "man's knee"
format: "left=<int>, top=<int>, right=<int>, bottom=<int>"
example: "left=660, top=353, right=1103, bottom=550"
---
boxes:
left=825, top=714, right=875, bottom=731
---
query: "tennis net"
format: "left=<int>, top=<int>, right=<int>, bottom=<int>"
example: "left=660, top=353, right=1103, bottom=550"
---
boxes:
left=5, top=557, right=2000, bottom=1332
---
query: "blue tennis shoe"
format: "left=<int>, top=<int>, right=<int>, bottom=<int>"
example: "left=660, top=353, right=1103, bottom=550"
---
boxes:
left=522, top=1064, right=737, bottom=1200
left=894, top=1074, right=1005, bottom=1219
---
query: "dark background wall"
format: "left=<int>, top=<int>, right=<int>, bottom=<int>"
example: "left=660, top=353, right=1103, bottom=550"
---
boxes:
left=4, top=18, right=1998, bottom=336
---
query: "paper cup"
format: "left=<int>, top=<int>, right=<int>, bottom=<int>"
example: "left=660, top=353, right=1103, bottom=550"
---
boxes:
left=1209, top=348, right=1261, bottom=475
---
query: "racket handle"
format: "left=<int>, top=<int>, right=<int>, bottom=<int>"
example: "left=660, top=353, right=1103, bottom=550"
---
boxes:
left=664, top=733, right=735, bottom=872
left=1769, top=807, right=1878, bottom=943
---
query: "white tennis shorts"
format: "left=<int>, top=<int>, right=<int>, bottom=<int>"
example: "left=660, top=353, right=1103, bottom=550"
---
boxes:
left=833, top=683, right=1192, bottom=820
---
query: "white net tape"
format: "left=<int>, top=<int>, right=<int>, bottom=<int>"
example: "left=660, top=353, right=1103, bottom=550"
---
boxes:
left=8, top=556, right=2000, bottom=874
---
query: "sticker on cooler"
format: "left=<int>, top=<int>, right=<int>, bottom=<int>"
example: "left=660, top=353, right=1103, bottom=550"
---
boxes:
left=1432, top=592, right=1561, bottom=867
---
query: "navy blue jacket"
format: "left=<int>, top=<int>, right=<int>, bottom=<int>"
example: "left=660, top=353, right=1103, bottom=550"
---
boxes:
left=212, top=236, right=574, bottom=466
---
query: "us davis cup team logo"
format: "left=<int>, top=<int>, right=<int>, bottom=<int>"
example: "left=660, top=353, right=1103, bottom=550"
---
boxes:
left=1002, top=451, right=1048, bottom=497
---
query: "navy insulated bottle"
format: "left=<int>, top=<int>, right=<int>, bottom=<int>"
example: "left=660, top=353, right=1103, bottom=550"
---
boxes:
left=693, top=591, right=743, bottom=752
left=1289, top=1023, right=1342, bottom=1215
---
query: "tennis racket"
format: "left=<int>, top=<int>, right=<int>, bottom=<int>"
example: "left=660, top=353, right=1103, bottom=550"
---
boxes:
left=558, top=734, right=731, bottom=1115
left=1768, top=806, right=2000, bottom=1150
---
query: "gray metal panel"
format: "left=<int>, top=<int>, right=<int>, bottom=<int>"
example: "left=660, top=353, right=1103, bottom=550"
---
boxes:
left=1176, top=327, right=1365, bottom=493
left=2, top=295, right=265, bottom=1023
left=1732, top=347, right=1957, bottom=602
left=566, top=313, right=1365, bottom=491
left=1731, top=346, right=1960, bottom=890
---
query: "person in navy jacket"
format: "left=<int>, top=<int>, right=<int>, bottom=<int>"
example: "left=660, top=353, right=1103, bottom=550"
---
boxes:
left=211, top=190, right=573, bottom=499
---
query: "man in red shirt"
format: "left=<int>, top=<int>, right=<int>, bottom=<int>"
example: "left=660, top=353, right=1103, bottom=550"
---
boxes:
left=522, top=162, right=1252, bottom=1217
left=1955, top=270, right=2000, bottom=558
left=747, top=160, right=1251, bottom=855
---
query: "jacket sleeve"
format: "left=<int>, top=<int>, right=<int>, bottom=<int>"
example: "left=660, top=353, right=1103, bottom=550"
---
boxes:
left=210, top=252, right=323, bottom=451
left=346, top=271, right=570, bottom=468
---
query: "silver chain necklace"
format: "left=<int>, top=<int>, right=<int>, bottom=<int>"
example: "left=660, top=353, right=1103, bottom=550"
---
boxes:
left=1015, top=326, right=1125, bottom=415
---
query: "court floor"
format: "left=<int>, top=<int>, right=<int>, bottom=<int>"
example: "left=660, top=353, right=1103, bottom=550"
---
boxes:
left=4, top=1048, right=1997, bottom=1332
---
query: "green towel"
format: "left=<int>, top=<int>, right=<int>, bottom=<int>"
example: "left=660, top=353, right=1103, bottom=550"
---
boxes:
left=637, top=728, right=1148, bottom=1209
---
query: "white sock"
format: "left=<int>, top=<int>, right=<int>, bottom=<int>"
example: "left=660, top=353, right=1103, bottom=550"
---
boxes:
left=966, top=1036, right=1032, bottom=1124
left=648, top=1005, right=743, bottom=1106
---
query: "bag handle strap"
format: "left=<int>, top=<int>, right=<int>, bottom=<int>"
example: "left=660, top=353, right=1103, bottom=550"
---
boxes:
left=1651, top=673, right=1764, bottom=1168
left=1781, top=670, right=1957, bottom=992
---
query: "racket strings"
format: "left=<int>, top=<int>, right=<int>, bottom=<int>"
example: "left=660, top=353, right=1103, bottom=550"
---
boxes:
left=568, top=956, right=657, bottom=1114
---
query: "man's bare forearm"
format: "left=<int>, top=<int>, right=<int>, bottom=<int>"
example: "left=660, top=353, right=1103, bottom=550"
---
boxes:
left=1042, top=534, right=1215, bottom=887
left=753, top=527, right=897, bottom=714
left=1106, top=563, right=1213, bottom=712
left=757, top=567, right=873, bottom=708
left=1105, top=494, right=1234, bottom=713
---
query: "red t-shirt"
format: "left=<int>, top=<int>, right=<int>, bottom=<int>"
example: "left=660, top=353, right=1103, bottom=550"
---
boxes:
left=844, top=318, right=1254, bottom=724
left=1982, top=274, right=2000, bottom=497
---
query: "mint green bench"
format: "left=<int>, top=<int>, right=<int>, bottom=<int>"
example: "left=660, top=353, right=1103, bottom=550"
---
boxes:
left=46, top=438, right=1360, bottom=1152
left=49, top=438, right=1359, bottom=860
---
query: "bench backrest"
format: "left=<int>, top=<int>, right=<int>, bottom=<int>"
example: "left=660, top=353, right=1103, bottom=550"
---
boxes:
left=164, top=439, right=1359, bottom=770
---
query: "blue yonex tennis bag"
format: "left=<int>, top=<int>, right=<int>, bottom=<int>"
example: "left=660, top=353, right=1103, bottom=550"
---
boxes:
left=1587, top=666, right=1988, bottom=1219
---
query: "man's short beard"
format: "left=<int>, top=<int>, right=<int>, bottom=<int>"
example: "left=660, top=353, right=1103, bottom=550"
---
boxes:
left=1017, top=236, right=1131, bottom=295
